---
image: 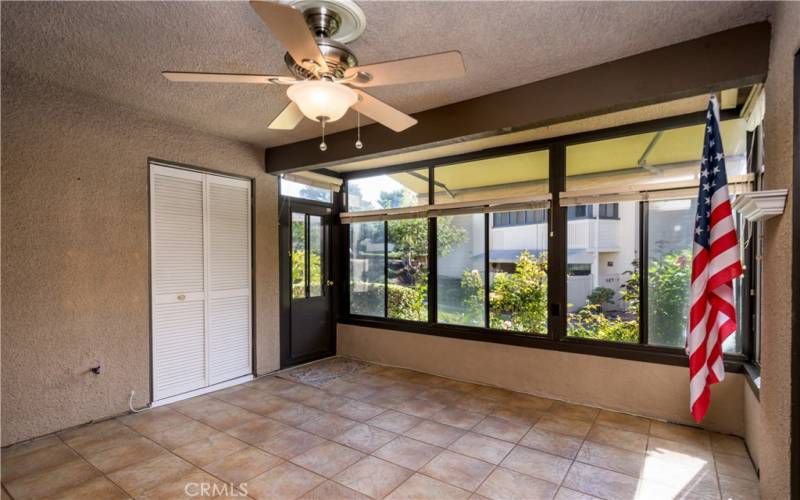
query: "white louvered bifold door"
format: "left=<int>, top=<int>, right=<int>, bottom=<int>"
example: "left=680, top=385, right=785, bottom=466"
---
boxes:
left=150, top=164, right=252, bottom=402
left=151, top=166, right=207, bottom=401
left=207, top=175, right=251, bottom=385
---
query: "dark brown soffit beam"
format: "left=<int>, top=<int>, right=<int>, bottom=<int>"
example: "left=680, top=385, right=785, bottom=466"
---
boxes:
left=264, top=21, right=771, bottom=174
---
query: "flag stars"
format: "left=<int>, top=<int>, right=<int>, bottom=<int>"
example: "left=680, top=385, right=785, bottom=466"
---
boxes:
left=715, top=152, right=724, bottom=161
left=705, top=197, right=711, bottom=205
left=703, top=183, right=710, bottom=191
left=695, top=227, right=704, bottom=235
left=713, top=166, right=720, bottom=174
left=701, top=168, right=709, bottom=177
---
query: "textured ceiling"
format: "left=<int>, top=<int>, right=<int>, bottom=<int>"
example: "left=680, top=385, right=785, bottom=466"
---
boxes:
left=1, top=1, right=772, bottom=148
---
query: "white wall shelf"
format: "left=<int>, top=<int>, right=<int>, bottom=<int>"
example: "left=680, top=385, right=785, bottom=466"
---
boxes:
left=732, top=189, right=788, bottom=222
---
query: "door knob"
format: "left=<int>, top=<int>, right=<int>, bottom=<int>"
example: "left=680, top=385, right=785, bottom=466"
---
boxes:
left=327, top=280, right=334, bottom=286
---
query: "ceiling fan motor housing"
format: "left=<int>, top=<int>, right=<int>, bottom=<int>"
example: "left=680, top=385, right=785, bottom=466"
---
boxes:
left=284, top=37, right=357, bottom=80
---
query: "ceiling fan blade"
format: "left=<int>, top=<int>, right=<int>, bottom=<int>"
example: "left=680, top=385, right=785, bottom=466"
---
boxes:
left=352, top=90, right=417, bottom=132
left=249, top=1, right=329, bottom=75
left=345, top=51, right=465, bottom=88
left=162, top=71, right=295, bottom=84
left=268, top=101, right=304, bottom=130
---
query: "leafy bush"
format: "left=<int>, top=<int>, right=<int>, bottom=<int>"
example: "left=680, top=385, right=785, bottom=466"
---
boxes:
left=587, top=287, right=615, bottom=309
left=349, top=281, right=428, bottom=321
left=567, top=304, right=638, bottom=342
left=489, top=251, right=548, bottom=332
left=647, top=249, right=692, bottom=347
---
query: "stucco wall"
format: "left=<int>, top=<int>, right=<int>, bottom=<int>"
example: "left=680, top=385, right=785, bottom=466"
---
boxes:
left=338, top=324, right=746, bottom=436
left=1, top=69, right=280, bottom=446
left=743, top=3, right=799, bottom=497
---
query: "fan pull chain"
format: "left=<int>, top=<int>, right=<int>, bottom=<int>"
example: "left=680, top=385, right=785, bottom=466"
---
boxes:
left=319, top=117, right=327, bottom=151
left=355, top=112, right=363, bottom=150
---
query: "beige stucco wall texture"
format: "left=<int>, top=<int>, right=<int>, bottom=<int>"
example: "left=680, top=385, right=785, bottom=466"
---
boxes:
left=743, top=3, right=799, bottom=498
left=338, top=324, right=746, bottom=436
left=1, top=70, right=280, bottom=446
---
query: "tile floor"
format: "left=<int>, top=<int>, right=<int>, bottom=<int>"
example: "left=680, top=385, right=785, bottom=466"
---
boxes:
left=1, top=359, right=760, bottom=499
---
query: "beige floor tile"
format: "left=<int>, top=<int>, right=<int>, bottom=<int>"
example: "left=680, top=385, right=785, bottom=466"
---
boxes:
left=639, top=454, right=720, bottom=499
left=595, top=410, right=650, bottom=435
left=367, top=410, right=421, bottom=433
left=203, top=446, right=283, bottom=485
left=473, top=416, right=532, bottom=442
left=247, top=461, right=325, bottom=500
left=649, top=421, right=710, bottom=448
left=291, top=441, right=365, bottom=477
left=58, top=420, right=139, bottom=455
left=195, top=405, right=262, bottom=431
left=107, top=452, right=194, bottom=497
left=301, top=480, right=372, bottom=500
left=138, top=469, right=236, bottom=499
left=275, top=383, right=328, bottom=403
left=505, top=394, right=554, bottom=412
left=257, top=427, right=327, bottom=459
left=430, top=407, right=484, bottom=430
left=83, top=435, right=166, bottom=473
left=1, top=439, right=82, bottom=482
left=562, top=462, right=641, bottom=500
left=711, top=433, right=749, bottom=457
left=449, top=432, right=514, bottom=465
left=249, top=376, right=299, bottom=394
left=325, top=380, right=378, bottom=400
left=421, top=450, right=494, bottom=491
left=147, top=419, right=219, bottom=450
left=225, top=417, right=290, bottom=446
left=45, top=476, right=128, bottom=500
left=334, top=456, right=413, bottom=499
left=386, top=473, right=472, bottom=500
left=534, top=415, right=592, bottom=439
left=453, top=396, right=499, bottom=415
left=334, top=400, right=385, bottom=421
left=374, top=436, right=443, bottom=470
left=305, top=393, right=350, bottom=413
left=268, top=402, right=326, bottom=427
left=476, top=467, right=559, bottom=500
left=172, top=431, right=248, bottom=467
left=490, top=406, right=544, bottom=426
left=171, top=395, right=231, bottom=418
left=501, top=445, right=572, bottom=484
left=719, top=473, right=760, bottom=500
left=223, top=389, right=294, bottom=416
left=554, top=487, right=601, bottom=500
left=646, top=436, right=714, bottom=463
left=1, top=435, right=62, bottom=461
left=576, top=441, right=645, bottom=478
left=548, top=402, right=599, bottom=423
left=417, top=388, right=465, bottom=406
left=437, top=379, right=482, bottom=394
left=299, top=412, right=359, bottom=439
left=4, top=459, right=100, bottom=500
left=585, top=423, right=648, bottom=454
left=119, top=407, right=192, bottom=435
left=363, top=391, right=409, bottom=409
left=404, top=420, right=465, bottom=448
left=333, top=423, right=398, bottom=453
left=715, top=452, right=758, bottom=481
left=470, top=386, right=514, bottom=402
left=393, top=398, right=448, bottom=419
left=519, top=428, right=583, bottom=460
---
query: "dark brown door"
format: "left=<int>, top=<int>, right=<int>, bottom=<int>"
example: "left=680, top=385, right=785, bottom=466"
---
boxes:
left=279, top=199, right=334, bottom=367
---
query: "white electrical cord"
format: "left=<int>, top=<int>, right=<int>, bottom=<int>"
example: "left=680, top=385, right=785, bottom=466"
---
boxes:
left=128, top=390, right=149, bottom=413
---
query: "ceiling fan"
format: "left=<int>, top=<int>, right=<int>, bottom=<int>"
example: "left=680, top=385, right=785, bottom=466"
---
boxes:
left=162, top=0, right=466, bottom=148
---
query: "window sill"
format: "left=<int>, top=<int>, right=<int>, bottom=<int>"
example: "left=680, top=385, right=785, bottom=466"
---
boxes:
left=743, top=362, right=761, bottom=400
left=338, top=315, right=748, bottom=373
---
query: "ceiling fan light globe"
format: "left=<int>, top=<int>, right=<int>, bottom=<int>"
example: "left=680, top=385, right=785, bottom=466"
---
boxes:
left=286, top=80, right=357, bottom=123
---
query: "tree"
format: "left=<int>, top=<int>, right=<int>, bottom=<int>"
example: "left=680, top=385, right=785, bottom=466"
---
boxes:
left=647, top=249, right=692, bottom=346
left=489, top=251, right=548, bottom=332
left=298, top=185, right=330, bottom=202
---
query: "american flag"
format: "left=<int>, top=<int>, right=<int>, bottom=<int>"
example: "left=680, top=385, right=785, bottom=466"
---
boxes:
left=688, top=95, right=743, bottom=422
